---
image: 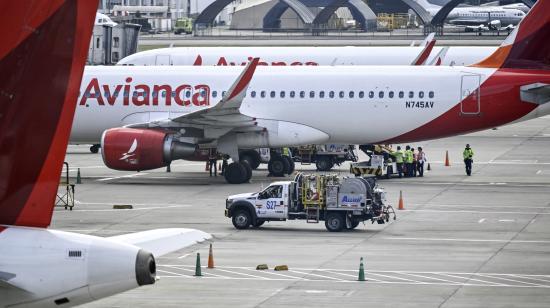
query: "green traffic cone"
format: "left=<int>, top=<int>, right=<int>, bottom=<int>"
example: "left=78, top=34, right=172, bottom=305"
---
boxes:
left=358, top=257, right=365, bottom=281
left=76, top=168, right=82, bottom=184
left=194, top=253, right=202, bottom=277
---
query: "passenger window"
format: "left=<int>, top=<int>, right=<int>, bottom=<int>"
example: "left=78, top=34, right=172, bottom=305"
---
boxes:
left=319, top=91, right=325, bottom=98
left=261, top=91, right=266, bottom=98
left=379, top=91, right=384, bottom=98
left=369, top=91, right=374, bottom=98
left=310, top=91, right=315, bottom=98
left=389, top=91, right=394, bottom=98
left=429, top=91, right=434, bottom=98
left=419, top=91, right=424, bottom=98
left=399, top=91, right=404, bottom=98
left=213, top=91, right=218, bottom=98
left=349, top=91, right=354, bottom=98
left=280, top=91, right=285, bottom=98
left=300, top=91, right=305, bottom=98
left=270, top=91, right=276, bottom=98
left=251, top=91, right=256, bottom=98
left=359, top=91, right=364, bottom=98
left=290, top=91, right=295, bottom=98
left=329, top=91, right=335, bottom=98
left=409, top=91, right=414, bottom=98
left=339, top=91, right=345, bottom=98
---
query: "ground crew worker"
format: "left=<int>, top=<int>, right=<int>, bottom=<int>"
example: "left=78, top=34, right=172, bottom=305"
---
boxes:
left=404, top=145, right=414, bottom=177
left=411, top=147, right=417, bottom=177
left=392, top=146, right=404, bottom=178
left=417, top=147, right=426, bottom=177
left=220, top=155, right=229, bottom=176
left=282, top=147, right=291, bottom=158
left=208, top=149, right=218, bottom=177
left=463, top=144, right=474, bottom=176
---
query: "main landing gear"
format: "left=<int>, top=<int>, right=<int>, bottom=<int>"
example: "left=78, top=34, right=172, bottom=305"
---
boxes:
left=224, top=161, right=253, bottom=184
left=268, top=154, right=294, bottom=177
left=90, top=144, right=100, bottom=154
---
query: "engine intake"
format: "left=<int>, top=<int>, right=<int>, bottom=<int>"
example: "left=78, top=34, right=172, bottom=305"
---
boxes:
left=101, top=128, right=196, bottom=171
left=135, top=249, right=156, bottom=286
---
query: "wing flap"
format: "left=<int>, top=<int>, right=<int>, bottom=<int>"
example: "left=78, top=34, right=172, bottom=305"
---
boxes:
left=108, top=228, right=211, bottom=257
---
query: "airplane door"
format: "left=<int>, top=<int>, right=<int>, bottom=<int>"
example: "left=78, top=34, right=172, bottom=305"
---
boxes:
left=155, top=55, right=171, bottom=65
left=460, top=75, right=481, bottom=115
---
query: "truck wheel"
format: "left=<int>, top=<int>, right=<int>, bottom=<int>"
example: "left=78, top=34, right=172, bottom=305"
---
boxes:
left=224, top=162, right=248, bottom=184
left=240, top=151, right=261, bottom=170
left=232, top=209, right=251, bottom=229
left=325, top=212, right=345, bottom=232
left=316, top=156, right=334, bottom=171
left=252, top=220, right=265, bottom=228
left=268, top=155, right=288, bottom=177
left=90, top=144, right=100, bottom=154
left=283, top=156, right=295, bottom=174
left=386, top=165, right=393, bottom=179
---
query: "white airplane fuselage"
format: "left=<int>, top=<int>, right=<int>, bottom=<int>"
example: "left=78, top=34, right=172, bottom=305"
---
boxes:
left=117, top=46, right=497, bottom=67
left=71, top=65, right=550, bottom=146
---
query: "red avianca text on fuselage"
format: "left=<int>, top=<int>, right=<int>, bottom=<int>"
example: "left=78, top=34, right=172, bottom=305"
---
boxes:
left=80, top=77, right=210, bottom=107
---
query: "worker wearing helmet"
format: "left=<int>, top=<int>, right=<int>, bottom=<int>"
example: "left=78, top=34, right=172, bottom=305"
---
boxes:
left=463, top=144, right=474, bottom=176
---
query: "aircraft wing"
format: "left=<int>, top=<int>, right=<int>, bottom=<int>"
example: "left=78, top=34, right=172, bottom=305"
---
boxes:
left=0, top=272, right=30, bottom=294
left=520, top=83, right=550, bottom=105
left=451, top=18, right=491, bottom=25
left=126, top=58, right=262, bottom=138
left=108, top=228, right=212, bottom=257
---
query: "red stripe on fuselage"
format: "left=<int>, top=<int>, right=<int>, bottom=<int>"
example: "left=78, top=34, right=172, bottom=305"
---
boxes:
left=379, top=68, right=550, bottom=144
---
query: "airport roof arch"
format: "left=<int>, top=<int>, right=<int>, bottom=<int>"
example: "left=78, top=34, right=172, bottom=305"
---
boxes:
left=312, top=0, right=377, bottom=31
left=430, top=0, right=535, bottom=26
left=263, top=0, right=316, bottom=29
left=398, top=0, right=433, bottom=25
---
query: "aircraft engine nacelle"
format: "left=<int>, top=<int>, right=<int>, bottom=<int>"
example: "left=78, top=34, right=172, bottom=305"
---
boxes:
left=0, top=228, right=157, bottom=308
left=101, top=128, right=196, bottom=171
left=489, top=20, right=501, bottom=30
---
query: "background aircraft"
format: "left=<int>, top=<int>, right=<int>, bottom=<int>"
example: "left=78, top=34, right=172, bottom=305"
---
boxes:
left=0, top=1, right=209, bottom=307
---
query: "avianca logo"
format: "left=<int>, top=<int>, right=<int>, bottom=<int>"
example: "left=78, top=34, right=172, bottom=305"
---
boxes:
left=193, top=55, right=319, bottom=67
left=120, top=138, right=137, bottom=161
left=79, top=77, right=210, bottom=107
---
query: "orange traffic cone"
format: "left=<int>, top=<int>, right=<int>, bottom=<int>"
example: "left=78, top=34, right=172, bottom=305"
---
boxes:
left=205, top=161, right=210, bottom=171
left=208, top=243, right=215, bottom=269
left=398, top=190, right=404, bottom=210
left=445, top=151, right=450, bottom=167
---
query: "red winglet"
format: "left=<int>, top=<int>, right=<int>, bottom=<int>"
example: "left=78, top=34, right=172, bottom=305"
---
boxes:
left=227, top=57, right=260, bottom=101
left=412, top=36, right=436, bottom=66
left=0, top=0, right=98, bottom=228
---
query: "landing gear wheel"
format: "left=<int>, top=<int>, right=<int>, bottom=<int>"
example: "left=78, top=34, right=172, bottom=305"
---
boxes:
left=232, top=210, right=251, bottom=229
left=224, top=162, right=248, bottom=184
left=90, top=144, right=100, bottom=154
left=252, top=220, right=265, bottom=228
left=240, top=160, right=253, bottom=183
left=240, top=151, right=261, bottom=170
left=316, top=156, right=334, bottom=171
left=325, top=212, right=345, bottom=232
left=268, top=155, right=289, bottom=177
left=283, top=156, right=295, bottom=174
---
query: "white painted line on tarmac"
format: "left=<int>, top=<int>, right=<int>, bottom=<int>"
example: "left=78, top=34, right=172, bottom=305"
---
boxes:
left=478, top=218, right=486, bottom=223
left=400, top=272, right=461, bottom=285
left=400, top=209, right=550, bottom=215
left=475, top=274, right=545, bottom=287
left=367, top=272, right=423, bottom=284
left=177, top=254, right=190, bottom=259
left=214, top=268, right=270, bottom=280
left=166, top=266, right=228, bottom=278
left=97, top=173, right=148, bottom=181
left=241, top=268, right=309, bottom=280
left=410, top=204, right=549, bottom=210
left=537, top=170, right=542, bottom=175
left=157, top=269, right=191, bottom=278
left=384, top=237, right=550, bottom=244
left=438, top=273, right=508, bottom=287
left=289, top=270, right=346, bottom=282
left=498, top=219, right=515, bottom=223
left=66, top=204, right=191, bottom=212
left=512, top=275, right=550, bottom=284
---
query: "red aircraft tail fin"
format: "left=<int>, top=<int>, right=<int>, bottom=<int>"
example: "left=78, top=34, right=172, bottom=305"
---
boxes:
left=0, top=1, right=97, bottom=228
left=473, top=0, right=550, bottom=70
